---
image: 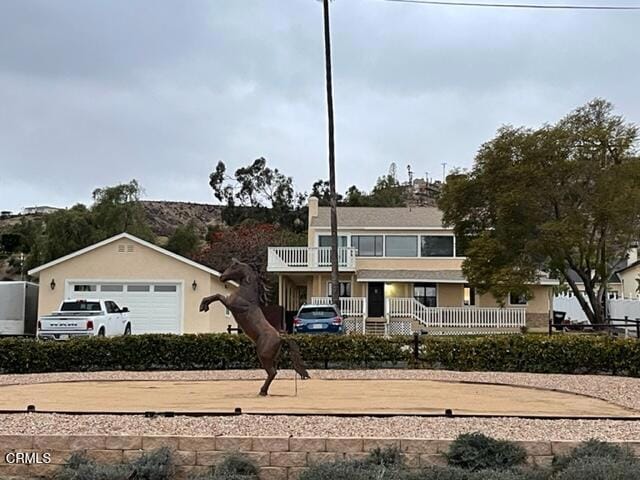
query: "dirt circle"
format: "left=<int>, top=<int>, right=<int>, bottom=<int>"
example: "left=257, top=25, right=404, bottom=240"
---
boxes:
left=0, top=378, right=635, bottom=417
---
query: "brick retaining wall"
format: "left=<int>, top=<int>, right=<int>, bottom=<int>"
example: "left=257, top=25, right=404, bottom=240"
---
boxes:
left=1, top=435, right=637, bottom=480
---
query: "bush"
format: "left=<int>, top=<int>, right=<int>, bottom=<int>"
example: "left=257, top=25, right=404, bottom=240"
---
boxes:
left=3, top=332, right=640, bottom=376
left=446, top=433, right=527, bottom=471
left=54, top=448, right=173, bottom=480
left=190, top=453, right=259, bottom=479
left=552, top=439, right=636, bottom=472
left=300, top=447, right=405, bottom=480
left=403, top=467, right=549, bottom=480
left=553, top=457, right=640, bottom=480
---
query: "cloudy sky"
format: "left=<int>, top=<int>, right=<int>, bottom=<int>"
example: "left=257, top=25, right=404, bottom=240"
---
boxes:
left=1, top=0, right=638, bottom=212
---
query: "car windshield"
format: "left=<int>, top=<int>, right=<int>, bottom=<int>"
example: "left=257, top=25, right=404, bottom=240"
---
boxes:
left=298, top=307, right=337, bottom=319
left=60, top=301, right=102, bottom=312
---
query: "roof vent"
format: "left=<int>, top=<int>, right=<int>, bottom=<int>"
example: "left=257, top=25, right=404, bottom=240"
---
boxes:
left=117, top=244, right=125, bottom=253
left=127, top=244, right=134, bottom=253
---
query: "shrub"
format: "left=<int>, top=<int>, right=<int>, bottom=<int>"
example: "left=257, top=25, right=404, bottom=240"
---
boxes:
left=300, top=447, right=405, bottom=480
left=402, top=466, right=548, bottom=480
left=54, top=448, right=173, bottom=480
left=446, top=433, right=527, bottom=471
left=190, top=453, right=259, bottom=479
left=3, top=332, right=640, bottom=376
left=552, top=439, right=636, bottom=472
left=553, top=457, right=640, bottom=480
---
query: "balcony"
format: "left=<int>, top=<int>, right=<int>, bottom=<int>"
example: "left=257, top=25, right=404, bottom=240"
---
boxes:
left=267, top=247, right=357, bottom=272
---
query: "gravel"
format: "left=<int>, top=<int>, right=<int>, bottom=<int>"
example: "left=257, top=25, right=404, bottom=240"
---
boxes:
left=2, top=369, right=640, bottom=441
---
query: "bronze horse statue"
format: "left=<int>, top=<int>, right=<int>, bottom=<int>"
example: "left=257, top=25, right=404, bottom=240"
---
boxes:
left=199, top=259, right=310, bottom=396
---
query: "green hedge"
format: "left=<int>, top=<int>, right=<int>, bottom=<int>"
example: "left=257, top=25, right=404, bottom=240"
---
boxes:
left=0, top=334, right=410, bottom=374
left=1, top=333, right=640, bottom=375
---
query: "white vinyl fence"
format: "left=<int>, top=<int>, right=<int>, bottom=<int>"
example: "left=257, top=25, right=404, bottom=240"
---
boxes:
left=553, top=293, right=640, bottom=323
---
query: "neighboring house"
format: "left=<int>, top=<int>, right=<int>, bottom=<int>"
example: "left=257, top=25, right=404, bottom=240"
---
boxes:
left=268, top=197, right=557, bottom=335
left=562, top=263, right=625, bottom=299
left=616, top=247, right=640, bottom=299
left=22, top=206, right=61, bottom=215
left=27, top=233, right=237, bottom=334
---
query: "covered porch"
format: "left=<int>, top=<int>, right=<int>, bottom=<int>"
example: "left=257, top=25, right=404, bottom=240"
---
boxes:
left=276, top=271, right=531, bottom=336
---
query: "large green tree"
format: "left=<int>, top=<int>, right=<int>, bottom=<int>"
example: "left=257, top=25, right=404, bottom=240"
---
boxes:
left=439, top=99, right=640, bottom=324
left=91, top=180, right=153, bottom=240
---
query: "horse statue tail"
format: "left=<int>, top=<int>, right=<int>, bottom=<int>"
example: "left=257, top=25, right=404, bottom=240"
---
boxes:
left=282, top=337, right=310, bottom=379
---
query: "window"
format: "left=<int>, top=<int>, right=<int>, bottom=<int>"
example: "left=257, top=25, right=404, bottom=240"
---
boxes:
left=327, top=281, right=351, bottom=298
left=351, top=235, right=383, bottom=257
left=61, top=301, right=102, bottom=312
left=154, top=285, right=177, bottom=292
left=414, top=283, right=437, bottom=307
left=385, top=236, right=418, bottom=257
left=105, top=301, right=121, bottom=314
left=421, top=236, right=454, bottom=257
left=127, top=285, right=150, bottom=292
left=318, top=235, right=347, bottom=247
left=73, top=284, right=96, bottom=292
left=463, top=285, right=476, bottom=306
left=509, top=292, right=528, bottom=305
left=101, top=284, right=123, bottom=292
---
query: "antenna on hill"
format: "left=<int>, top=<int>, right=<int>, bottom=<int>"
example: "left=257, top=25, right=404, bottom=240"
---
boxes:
left=441, top=162, right=447, bottom=182
left=407, top=165, right=414, bottom=210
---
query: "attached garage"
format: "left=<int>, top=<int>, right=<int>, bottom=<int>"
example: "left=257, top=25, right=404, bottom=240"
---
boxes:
left=67, top=281, right=182, bottom=334
left=28, top=233, right=237, bottom=334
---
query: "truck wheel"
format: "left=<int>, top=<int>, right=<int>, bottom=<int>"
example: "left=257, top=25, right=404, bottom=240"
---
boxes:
left=97, top=328, right=105, bottom=337
left=124, top=324, right=131, bottom=336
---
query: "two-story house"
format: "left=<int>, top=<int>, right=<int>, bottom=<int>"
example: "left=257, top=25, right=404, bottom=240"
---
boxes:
left=268, top=197, right=557, bottom=335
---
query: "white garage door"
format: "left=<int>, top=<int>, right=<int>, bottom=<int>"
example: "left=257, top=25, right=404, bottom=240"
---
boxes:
left=68, top=282, right=182, bottom=334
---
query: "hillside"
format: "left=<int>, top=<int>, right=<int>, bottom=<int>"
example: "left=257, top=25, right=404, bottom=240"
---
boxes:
left=141, top=201, right=224, bottom=238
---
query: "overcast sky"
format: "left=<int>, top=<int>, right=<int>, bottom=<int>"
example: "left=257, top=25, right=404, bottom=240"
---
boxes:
left=1, top=0, right=638, bottom=212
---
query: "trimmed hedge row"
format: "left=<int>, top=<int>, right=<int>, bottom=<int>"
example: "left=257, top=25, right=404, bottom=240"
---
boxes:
left=1, top=333, right=640, bottom=375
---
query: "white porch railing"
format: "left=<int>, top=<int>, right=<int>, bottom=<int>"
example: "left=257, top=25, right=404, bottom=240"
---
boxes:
left=267, top=247, right=357, bottom=271
left=386, top=297, right=526, bottom=334
left=310, top=297, right=367, bottom=334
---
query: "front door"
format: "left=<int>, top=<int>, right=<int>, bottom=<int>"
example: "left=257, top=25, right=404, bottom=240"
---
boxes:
left=368, top=282, right=385, bottom=317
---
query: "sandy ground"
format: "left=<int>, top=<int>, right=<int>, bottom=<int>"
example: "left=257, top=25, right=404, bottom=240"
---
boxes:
left=2, top=370, right=640, bottom=440
left=0, top=378, right=633, bottom=417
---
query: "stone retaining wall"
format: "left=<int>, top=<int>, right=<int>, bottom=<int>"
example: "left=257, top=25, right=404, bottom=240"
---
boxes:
left=0, top=435, right=636, bottom=480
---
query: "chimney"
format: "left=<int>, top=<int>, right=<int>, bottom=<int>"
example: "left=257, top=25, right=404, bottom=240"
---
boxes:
left=628, top=246, right=638, bottom=266
left=308, top=196, right=319, bottom=225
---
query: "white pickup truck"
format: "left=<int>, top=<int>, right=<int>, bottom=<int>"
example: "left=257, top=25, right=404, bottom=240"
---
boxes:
left=37, top=299, right=131, bottom=340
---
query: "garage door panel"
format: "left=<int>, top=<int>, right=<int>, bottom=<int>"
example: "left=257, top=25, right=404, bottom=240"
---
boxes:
left=69, top=282, right=181, bottom=334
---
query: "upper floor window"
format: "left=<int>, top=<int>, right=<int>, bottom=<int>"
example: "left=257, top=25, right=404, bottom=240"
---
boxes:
left=351, top=235, right=383, bottom=257
left=318, top=235, right=348, bottom=248
left=421, top=236, right=454, bottom=257
left=385, top=236, right=418, bottom=257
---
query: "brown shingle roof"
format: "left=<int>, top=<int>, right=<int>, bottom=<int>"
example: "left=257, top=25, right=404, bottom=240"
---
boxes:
left=311, top=206, right=444, bottom=228
left=356, top=269, right=466, bottom=282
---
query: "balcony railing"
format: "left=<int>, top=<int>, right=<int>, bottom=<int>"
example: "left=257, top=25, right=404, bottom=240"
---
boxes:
left=267, top=247, right=357, bottom=271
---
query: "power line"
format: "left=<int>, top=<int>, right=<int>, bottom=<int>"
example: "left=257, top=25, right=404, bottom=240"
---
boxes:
left=377, top=0, right=640, bottom=10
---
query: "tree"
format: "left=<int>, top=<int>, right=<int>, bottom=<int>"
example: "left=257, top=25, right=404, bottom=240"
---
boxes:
left=197, top=222, right=306, bottom=302
left=369, top=174, right=407, bottom=207
left=439, top=99, right=640, bottom=324
left=209, top=158, right=306, bottom=227
left=36, top=204, right=97, bottom=265
left=91, top=180, right=154, bottom=240
left=166, top=223, right=201, bottom=258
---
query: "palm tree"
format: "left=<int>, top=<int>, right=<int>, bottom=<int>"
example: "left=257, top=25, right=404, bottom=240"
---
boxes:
left=321, top=0, right=340, bottom=308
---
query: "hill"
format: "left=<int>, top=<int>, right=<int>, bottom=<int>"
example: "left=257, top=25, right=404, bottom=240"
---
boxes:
left=140, top=201, right=224, bottom=238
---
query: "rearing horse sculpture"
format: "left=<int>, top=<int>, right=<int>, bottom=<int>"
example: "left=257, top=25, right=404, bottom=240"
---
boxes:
left=199, top=258, right=310, bottom=396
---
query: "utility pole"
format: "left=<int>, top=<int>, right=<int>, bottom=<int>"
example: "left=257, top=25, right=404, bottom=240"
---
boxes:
left=321, top=0, right=340, bottom=309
